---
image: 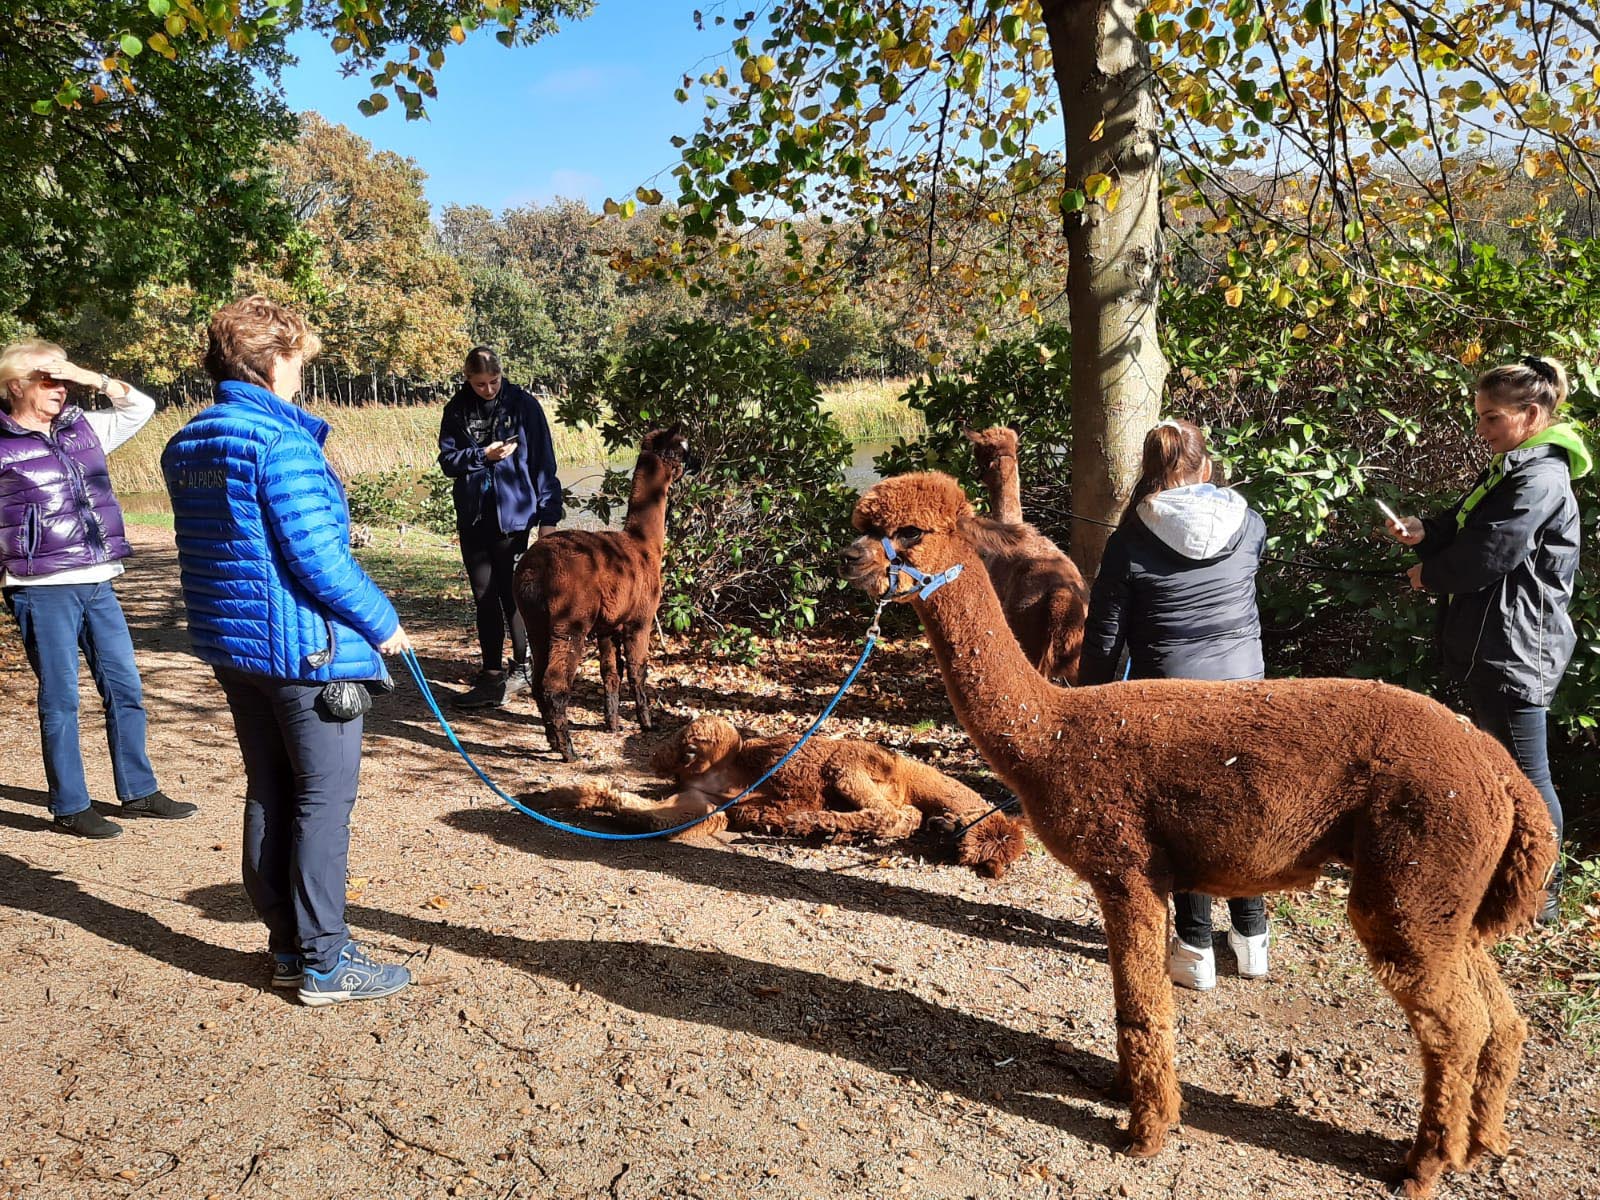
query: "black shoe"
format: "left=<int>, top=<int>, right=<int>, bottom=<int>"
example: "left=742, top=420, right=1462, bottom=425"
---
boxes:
left=120, top=790, right=199, bottom=820
left=54, top=809, right=124, bottom=839
left=504, top=661, right=531, bottom=700
left=453, top=669, right=508, bottom=709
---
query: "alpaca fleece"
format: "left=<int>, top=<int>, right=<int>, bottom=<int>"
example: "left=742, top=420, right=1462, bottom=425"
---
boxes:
left=551, top=714, right=1027, bottom=878
left=844, top=471, right=1557, bottom=1200
left=963, top=426, right=1088, bottom=684
left=513, top=429, right=687, bottom=761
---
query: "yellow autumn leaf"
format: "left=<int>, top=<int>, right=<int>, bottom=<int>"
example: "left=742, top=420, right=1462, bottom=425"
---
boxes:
left=1104, top=186, right=1122, bottom=213
left=449, top=23, right=466, bottom=44
left=1461, top=340, right=1484, bottom=365
left=1083, top=172, right=1112, bottom=199
left=1224, top=284, right=1244, bottom=307
left=1203, top=215, right=1233, bottom=234
left=1522, top=155, right=1541, bottom=179
left=1089, top=118, right=1106, bottom=142
left=1291, top=323, right=1309, bottom=339
left=424, top=894, right=450, bottom=910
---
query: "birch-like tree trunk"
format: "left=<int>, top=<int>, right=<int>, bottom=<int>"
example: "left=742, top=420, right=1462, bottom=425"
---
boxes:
left=1042, top=0, right=1167, bottom=580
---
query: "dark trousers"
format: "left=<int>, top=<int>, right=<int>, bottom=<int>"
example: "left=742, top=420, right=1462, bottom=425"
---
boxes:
left=459, top=517, right=530, bottom=670
left=1467, top=678, right=1564, bottom=874
left=4, top=581, right=160, bottom=815
left=1175, top=893, right=1268, bottom=946
left=214, top=665, right=363, bottom=973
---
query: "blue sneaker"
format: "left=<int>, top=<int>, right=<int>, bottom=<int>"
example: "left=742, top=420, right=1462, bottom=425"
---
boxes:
left=297, top=943, right=411, bottom=1007
left=270, top=953, right=302, bottom=989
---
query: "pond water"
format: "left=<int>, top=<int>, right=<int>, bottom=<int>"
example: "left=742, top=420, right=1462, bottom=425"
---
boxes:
left=116, top=440, right=898, bottom=519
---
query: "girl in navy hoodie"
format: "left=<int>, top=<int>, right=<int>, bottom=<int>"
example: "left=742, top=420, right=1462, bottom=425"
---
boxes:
left=1081, top=419, right=1271, bottom=990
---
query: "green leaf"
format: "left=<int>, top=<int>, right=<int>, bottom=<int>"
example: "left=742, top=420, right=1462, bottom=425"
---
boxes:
left=148, top=0, right=171, bottom=15
left=31, top=98, right=54, bottom=115
left=119, top=33, right=144, bottom=56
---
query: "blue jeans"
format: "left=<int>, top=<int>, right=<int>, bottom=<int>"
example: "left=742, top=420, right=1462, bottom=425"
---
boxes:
left=4, top=582, right=160, bottom=816
left=1467, top=679, right=1564, bottom=862
left=1175, top=893, right=1268, bottom=946
left=214, top=666, right=364, bottom=973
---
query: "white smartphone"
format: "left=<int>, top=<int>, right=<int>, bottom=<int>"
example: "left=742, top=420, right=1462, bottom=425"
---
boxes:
left=1375, top=498, right=1401, bottom=525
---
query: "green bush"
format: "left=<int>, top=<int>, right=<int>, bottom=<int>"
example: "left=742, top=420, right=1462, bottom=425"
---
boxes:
left=559, top=319, right=857, bottom=636
left=882, top=237, right=1597, bottom=746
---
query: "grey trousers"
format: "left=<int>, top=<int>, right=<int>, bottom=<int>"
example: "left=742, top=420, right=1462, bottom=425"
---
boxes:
left=214, top=665, right=363, bottom=973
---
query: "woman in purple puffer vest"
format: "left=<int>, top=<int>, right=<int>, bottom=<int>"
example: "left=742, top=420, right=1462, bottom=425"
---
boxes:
left=0, top=339, right=197, bottom=839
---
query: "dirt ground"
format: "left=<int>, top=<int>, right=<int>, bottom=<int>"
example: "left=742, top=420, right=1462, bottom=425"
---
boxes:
left=1, top=524, right=1596, bottom=1200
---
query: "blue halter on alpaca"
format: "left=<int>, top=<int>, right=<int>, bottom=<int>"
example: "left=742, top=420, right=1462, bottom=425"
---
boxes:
left=881, top=536, right=964, bottom=600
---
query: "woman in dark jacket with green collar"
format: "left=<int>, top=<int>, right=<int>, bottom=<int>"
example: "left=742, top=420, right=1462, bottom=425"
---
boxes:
left=1387, top=355, right=1590, bottom=923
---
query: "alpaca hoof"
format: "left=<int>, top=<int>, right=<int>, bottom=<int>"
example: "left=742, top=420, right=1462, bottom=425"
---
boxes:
left=1119, top=1125, right=1167, bottom=1159
left=1388, top=1162, right=1439, bottom=1198
left=1465, top=1132, right=1510, bottom=1168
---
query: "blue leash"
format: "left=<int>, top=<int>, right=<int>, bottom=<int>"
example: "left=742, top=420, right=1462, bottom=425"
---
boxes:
left=398, top=602, right=887, bottom=841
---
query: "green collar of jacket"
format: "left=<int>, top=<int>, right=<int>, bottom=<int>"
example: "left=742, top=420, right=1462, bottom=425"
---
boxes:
left=1456, top=421, right=1590, bottom=528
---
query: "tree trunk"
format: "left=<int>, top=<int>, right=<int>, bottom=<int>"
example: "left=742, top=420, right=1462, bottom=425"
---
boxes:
left=1042, top=0, right=1167, bottom=580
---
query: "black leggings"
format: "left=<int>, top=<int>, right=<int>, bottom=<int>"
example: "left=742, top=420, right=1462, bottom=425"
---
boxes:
left=459, top=518, right=530, bottom=669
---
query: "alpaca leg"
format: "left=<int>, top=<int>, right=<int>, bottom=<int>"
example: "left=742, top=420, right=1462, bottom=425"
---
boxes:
left=624, top=625, right=654, bottom=731
left=1349, top=900, right=1488, bottom=1197
left=1097, top=882, right=1182, bottom=1155
left=597, top=634, right=622, bottom=732
left=1463, top=942, right=1527, bottom=1167
left=539, top=629, right=581, bottom=761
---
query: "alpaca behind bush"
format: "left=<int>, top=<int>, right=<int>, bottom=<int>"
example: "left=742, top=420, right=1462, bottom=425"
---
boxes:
left=513, top=428, right=689, bottom=761
left=964, top=426, right=1088, bottom=683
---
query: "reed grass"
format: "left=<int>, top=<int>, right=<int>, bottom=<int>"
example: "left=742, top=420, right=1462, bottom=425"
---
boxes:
left=108, top=381, right=922, bottom=497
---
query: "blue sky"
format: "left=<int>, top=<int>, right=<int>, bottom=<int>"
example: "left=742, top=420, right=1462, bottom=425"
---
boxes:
left=280, top=7, right=728, bottom=216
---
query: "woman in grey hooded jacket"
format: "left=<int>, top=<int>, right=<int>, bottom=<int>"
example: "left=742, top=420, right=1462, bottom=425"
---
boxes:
left=1082, top=419, right=1271, bottom=991
left=1387, top=356, right=1589, bottom=925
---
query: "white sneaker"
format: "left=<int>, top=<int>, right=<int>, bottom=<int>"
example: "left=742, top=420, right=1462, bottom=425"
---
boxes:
left=1228, top=927, right=1270, bottom=978
left=1167, top=938, right=1216, bottom=991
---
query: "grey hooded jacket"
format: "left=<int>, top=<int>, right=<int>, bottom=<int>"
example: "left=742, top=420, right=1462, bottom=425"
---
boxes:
left=1417, top=441, right=1584, bottom=707
left=1081, top=484, right=1267, bottom=685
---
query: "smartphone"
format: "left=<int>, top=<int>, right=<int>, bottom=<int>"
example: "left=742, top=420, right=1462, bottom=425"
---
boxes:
left=1375, top=498, right=1401, bottom=525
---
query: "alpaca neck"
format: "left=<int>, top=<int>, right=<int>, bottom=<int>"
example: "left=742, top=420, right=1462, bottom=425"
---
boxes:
left=623, top=456, right=671, bottom=550
left=986, top=459, right=1023, bottom=524
left=911, top=543, right=1082, bottom=782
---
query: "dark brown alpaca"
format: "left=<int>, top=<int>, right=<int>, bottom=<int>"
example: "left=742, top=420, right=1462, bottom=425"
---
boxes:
left=513, top=428, right=689, bottom=760
left=842, top=472, right=1556, bottom=1198
left=961, top=426, right=1088, bottom=684
left=551, top=714, right=1027, bottom=877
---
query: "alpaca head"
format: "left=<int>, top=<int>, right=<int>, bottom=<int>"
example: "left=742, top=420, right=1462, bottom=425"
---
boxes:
left=640, top=425, right=694, bottom=481
left=651, top=714, right=742, bottom=779
left=965, top=425, right=1019, bottom=480
left=842, top=472, right=974, bottom=601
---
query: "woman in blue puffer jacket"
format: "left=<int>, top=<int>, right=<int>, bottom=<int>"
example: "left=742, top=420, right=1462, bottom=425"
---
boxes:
left=163, top=295, right=411, bottom=1007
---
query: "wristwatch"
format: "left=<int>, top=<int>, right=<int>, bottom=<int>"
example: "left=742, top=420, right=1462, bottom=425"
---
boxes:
left=97, top=373, right=110, bottom=394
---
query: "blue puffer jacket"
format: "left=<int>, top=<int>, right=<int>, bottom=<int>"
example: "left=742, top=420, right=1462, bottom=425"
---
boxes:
left=161, top=381, right=399, bottom=682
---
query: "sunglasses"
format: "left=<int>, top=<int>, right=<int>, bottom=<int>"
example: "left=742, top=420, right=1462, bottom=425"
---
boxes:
left=26, top=371, right=66, bottom=385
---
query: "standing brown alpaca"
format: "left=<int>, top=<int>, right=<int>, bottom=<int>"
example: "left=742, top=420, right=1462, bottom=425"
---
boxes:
left=961, top=426, right=1088, bottom=683
left=513, top=428, right=689, bottom=760
left=550, top=714, right=1027, bottom=877
left=842, top=472, right=1556, bottom=1198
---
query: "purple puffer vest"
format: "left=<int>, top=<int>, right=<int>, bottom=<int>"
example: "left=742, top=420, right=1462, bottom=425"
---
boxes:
left=0, top=406, right=131, bottom=578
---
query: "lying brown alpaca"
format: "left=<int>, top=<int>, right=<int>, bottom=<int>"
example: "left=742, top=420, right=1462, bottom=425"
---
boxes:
left=513, top=428, right=689, bottom=761
left=551, top=714, right=1027, bottom=877
left=962, top=426, right=1088, bottom=683
left=842, top=472, right=1556, bottom=1199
